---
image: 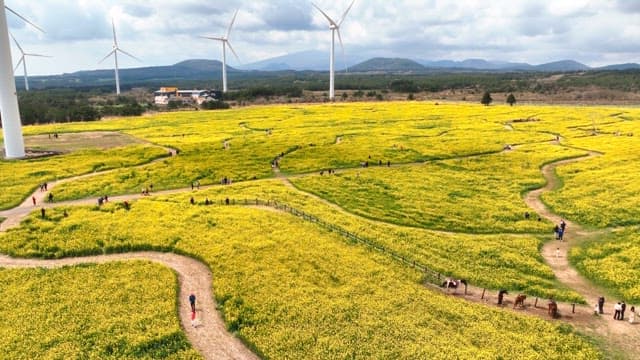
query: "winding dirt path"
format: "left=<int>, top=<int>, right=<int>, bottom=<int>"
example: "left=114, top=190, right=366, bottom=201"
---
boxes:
left=0, top=252, right=259, bottom=360
left=523, top=149, right=639, bottom=357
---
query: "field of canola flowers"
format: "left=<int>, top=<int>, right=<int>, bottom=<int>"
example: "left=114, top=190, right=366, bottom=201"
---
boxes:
left=3, top=101, right=640, bottom=358
left=0, top=261, right=200, bottom=359
left=0, top=203, right=599, bottom=359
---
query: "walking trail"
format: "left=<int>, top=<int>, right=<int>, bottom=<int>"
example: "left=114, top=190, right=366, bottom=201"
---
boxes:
left=1, top=143, right=638, bottom=358
left=523, top=149, right=639, bottom=357
left=0, top=251, right=258, bottom=360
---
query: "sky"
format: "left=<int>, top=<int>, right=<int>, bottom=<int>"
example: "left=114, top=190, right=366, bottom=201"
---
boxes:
left=4, top=0, right=640, bottom=75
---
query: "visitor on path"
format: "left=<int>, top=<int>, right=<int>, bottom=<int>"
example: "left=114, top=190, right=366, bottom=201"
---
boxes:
left=614, top=302, right=622, bottom=320
left=556, top=247, right=560, bottom=259
left=40, top=208, right=45, bottom=219
left=621, top=302, right=626, bottom=320
left=594, top=303, right=599, bottom=315
left=189, top=293, right=196, bottom=312
left=497, top=289, right=508, bottom=305
left=560, top=219, right=566, bottom=232
left=629, top=306, right=636, bottom=324
left=558, top=228, right=564, bottom=241
left=553, top=225, right=560, bottom=239
left=48, top=192, right=54, bottom=203
left=32, top=196, right=36, bottom=206
left=104, top=195, right=108, bottom=203
left=598, top=297, right=605, bottom=314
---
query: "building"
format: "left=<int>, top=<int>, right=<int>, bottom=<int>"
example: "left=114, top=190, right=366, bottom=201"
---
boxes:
left=154, top=87, right=222, bottom=105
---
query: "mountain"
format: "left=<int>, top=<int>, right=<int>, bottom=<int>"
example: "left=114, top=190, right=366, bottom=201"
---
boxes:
left=596, top=63, right=640, bottom=71
left=419, top=58, right=533, bottom=70
left=24, top=60, right=237, bottom=90
left=533, top=60, right=591, bottom=72
left=349, top=58, right=426, bottom=72
left=239, top=50, right=365, bottom=71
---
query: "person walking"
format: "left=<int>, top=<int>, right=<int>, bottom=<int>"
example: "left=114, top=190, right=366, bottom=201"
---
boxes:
left=560, top=219, right=566, bottom=232
left=40, top=208, right=45, bottom=219
left=556, top=247, right=560, bottom=259
left=629, top=306, right=636, bottom=324
left=553, top=224, right=560, bottom=240
left=189, top=293, right=196, bottom=312
left=598, top=296, right=605, bottom=314
left=48, top=192, right=54, bottom=203
left=32, top=196, right=36, bottom=206
left=621, top=302, right=626, bottom=320
left=614, top=302, right=622, bottom=320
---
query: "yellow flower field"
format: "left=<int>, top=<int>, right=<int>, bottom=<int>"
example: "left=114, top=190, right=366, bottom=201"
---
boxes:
left=0, top=261, right=200, bottom=359
left=0, top=203, right=599, bottom=359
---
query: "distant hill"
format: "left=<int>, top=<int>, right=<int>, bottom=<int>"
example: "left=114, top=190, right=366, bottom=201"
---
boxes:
left=533, top=60, right=590, bottom=72
left=596, top=63, right=640, bottom=71
left=24, top=60, right=237, bottom=90
left=18, top=56, right=640, bottom=91
left=350, top=58, right=426, bottom=72
left=239, top=50, right=365, bottom=71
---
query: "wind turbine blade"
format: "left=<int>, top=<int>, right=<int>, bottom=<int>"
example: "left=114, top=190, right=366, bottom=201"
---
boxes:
left=112, top=19, right=118, bottom=46
left=117, top=48, right=141, bottom=62
left=98, top=49, right=116, bottom=64
left=226, top=41, right=241, bottom=63
left=9, top=33, right=24, bottom=54
left=26, top=53, right=52, bottom=58
left=311, top=3, right=338, bottom=27
left=226, top=9, right=239, bottom=39
left=200, top=36, right=225, bottom=41
left=5, top=6, right=45, bottom=33
left=14, top=57, right=24, bottom=73
left=339, top=0, right=356, bottom=26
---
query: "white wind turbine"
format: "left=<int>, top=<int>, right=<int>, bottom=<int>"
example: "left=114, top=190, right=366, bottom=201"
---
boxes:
left=0, top=1, right=44, bottom=158
left=99, top=19, right=139, bottom=95
left=312, top=0, right=356, bottom=100
left=12, top=34, right=51, bottom=91
left=201, top=9, right=240, bottom=93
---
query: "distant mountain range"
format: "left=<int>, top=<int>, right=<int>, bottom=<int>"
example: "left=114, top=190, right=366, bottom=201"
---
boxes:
left=240, top=50, right=640, bottom=72
left=20, top=54, right=640, bottom=91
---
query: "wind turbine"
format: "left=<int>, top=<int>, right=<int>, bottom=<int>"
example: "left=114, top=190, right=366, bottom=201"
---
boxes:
left=99, top=19, right=139, bottom=95
left=201, top=9, right=240, bottom=93
left=12, top=34, right=51, bottom=91
left=312, top=0, right=355, bottom=100
left=0, top=1, right=43, bottom=158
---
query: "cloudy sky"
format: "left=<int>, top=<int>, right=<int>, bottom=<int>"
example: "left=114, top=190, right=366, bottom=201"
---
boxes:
left=5, top=0, right=640, bottom=75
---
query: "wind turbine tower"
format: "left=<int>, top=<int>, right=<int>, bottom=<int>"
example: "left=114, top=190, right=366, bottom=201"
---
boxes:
left=12, top=34, right=51, bottom=91
left=202, top=10, right=240, bottom=93
left=0, top=1, right=43, bottom=158
left=99, top=19, right=139, bottom=95
left=312, top=0, right=356, bottom=100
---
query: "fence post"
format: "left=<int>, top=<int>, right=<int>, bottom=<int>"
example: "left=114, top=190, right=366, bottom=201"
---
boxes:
left=572, top=303, right=575, bottom=314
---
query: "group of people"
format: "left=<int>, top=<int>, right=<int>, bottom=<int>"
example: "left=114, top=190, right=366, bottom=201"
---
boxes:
left=553, top=220, right=567, bottom=241
left=595, top=297, right=636, bottom=324
left=97, top=195, right=109, bottom=206
left=39, top=182, right=49, bottom=192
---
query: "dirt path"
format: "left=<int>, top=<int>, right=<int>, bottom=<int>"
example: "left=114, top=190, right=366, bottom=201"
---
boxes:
left=523, top=149, right=639, bottom=357
left=0, top=252, right=259, bottom=360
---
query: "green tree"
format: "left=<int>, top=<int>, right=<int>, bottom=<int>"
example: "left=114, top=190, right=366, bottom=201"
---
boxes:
left=481, top=91, right=493, bottom=106
left=506, top=93, right=516, bottom=106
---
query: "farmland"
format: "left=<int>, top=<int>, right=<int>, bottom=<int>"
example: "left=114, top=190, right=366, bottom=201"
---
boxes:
left=0, top=261, right=200, bottom=359
left=2, top=101, right=640, bottom=358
